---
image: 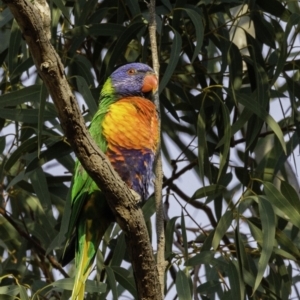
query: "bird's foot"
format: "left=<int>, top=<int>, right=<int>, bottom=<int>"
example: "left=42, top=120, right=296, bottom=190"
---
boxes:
left=130, top=189, right=141, bottom=203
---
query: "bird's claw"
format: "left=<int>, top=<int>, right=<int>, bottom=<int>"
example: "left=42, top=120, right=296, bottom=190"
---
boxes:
left=130, top=189, right=141, bottom=202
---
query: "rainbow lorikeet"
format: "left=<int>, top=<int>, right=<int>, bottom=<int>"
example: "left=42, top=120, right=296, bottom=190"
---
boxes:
left=61, top=63, right=159, bottom=300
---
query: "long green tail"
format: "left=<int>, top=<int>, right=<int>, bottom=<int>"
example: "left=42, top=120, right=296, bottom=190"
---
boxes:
left=70, top=192, right=113, bottom=300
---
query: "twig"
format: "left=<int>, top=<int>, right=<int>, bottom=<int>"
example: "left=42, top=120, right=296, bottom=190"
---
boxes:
left=0, top=207, right=69, bottom=278
left=147, top=0, right=166, bottom=297
left=166, top=183, right=235, bottom=253
left=163, top=161, right=198, bottom=188
left=232, top=125, right=296, bottom=146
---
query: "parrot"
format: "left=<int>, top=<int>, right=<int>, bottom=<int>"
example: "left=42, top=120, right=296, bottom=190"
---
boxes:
left=61, top=63, right=159, bottom=300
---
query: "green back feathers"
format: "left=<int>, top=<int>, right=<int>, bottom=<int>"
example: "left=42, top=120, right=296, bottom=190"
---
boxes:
left=89, top=77, right=118, bottom=154
left=65, top=78, right=117, bottom=242
left=100, top=77, right=115, bottom=99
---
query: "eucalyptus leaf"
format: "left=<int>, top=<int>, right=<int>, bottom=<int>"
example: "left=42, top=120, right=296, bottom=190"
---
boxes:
left=0, top=108, right=56, bottom=123
left=0, top=85, right=41, bottom=108
left=159, top=28, right=182, bottom=92
left=212, top=210, right=233, bottom=251
left=263, top=181, right=300, bottom=228
left=176, top=270, right=192, bottom=300
left=253, top=197, right=275, bottom=293
left=111, top=267, right=137, bottom=298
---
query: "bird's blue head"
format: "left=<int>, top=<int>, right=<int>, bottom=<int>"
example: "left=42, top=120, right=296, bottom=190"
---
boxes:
left=100, top=63, right=158, bottom=101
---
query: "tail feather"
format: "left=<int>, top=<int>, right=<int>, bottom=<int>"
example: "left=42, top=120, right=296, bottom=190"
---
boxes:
left=71, top=216, right=99, bottom=300
left=69, top=192, right=114, bottom=300
left=71, top=235, right=93, bottom=300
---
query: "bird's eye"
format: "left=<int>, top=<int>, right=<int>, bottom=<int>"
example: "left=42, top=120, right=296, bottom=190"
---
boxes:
left=127, top=68, right=137, bottom=75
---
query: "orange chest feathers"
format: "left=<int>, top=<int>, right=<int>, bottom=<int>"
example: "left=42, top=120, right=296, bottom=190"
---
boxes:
left=102, top=97, right=159, bottom=153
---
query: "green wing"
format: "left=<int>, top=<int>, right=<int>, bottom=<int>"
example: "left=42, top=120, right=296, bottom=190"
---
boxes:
left=64, top=99, right=111, bottom=249
left=62, top=101, right=114, bottom=300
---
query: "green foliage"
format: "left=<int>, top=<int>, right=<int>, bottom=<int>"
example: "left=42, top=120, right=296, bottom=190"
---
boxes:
left=0, top=0, right=300, bottom=299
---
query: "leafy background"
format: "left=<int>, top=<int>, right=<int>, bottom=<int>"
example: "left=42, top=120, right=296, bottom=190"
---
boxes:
left=0, top=0, right=300, bottom=299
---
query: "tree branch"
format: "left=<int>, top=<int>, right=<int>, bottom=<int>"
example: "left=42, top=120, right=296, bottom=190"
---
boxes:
left=3, top=1, right=161, bottom=299
left=231, top=125, right=296, bottom=146
left=0, top=207, right=69, bottom=278
left=166, top=183, right=235, bottom=253
left=148, top=0, right=166, bottom=297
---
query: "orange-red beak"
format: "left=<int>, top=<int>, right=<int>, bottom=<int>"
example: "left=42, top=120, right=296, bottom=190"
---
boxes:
left=142, top=73, right=158, bottom=93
